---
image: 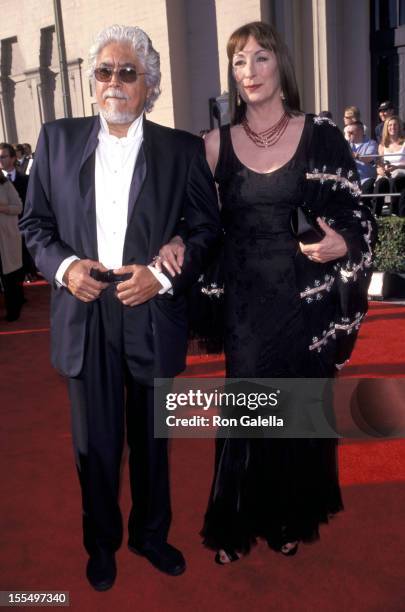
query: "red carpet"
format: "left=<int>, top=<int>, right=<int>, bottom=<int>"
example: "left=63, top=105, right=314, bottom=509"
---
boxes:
left=1, top=286, right=404, bottom=611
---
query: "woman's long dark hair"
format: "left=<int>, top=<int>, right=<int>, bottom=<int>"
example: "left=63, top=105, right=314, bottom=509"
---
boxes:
left=0, top=173, right=7, bottom=185
left=227, top=21, right=301, bottom=125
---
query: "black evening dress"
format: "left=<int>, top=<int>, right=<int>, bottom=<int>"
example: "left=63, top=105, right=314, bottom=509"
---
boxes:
left=200, top=115, right=374, bottom=554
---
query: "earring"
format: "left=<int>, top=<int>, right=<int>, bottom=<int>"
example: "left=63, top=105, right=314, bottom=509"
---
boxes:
left=236, top=91, right=241, bottom=106
left=280, top=91, right=285, bottom=101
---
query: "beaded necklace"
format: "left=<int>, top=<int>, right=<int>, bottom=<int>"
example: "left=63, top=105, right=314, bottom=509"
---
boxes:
left=241, top=112, right=290, bottom=148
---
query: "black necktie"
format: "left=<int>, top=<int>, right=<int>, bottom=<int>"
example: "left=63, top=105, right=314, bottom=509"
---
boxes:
left=7, top=173, right=12, bottom=181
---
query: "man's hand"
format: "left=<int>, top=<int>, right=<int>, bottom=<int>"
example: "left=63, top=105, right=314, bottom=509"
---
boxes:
left=63, top=259, right=109, bottom=302
left=115, top=265, right=162, bottom=306
left=155, top=235, right=185, bottom=277
left=299, top=218, right=348, bottom=263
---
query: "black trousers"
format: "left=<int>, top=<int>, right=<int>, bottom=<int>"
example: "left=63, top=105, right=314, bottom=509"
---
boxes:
left=68, top=286, right=171, bottom=556
left=0, top=267, right=24, bottom=319
left=373, top=174, right=405, bottom=215
left=22, top=240, right=37, bottom=277
left=360, top=177, right=375, bottom=210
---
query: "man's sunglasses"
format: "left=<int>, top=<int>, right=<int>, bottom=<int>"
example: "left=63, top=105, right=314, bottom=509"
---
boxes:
left=94, top=66, right=147, bottom=83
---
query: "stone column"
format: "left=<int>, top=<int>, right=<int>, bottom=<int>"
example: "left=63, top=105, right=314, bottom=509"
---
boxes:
left=67, top=58, right=85, bottom=118
left=0, top=76, right=17, bottom=143
left=395, top=28, right=405, bottom=122
left=165, top=0, right=192, bottom=132
left=311, top=0, right=328, bottom=114
left=0, top=87, right=7, bottom=141
left=24, top=68, right=46, bottom=140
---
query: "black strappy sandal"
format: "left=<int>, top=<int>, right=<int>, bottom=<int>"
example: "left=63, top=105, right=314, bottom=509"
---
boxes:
left=214, top=549, right=242, bottom=565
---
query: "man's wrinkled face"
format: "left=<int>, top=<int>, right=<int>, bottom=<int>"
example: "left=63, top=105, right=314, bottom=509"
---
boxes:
left=95, top=42, right=150, bottom=125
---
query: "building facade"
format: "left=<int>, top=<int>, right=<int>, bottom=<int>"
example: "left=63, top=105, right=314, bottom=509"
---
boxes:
left=0, top=0, right=404, bottom=147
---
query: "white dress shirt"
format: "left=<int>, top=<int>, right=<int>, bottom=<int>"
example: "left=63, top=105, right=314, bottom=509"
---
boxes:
left=2, top=168, right=16, bottom=182
left=55, top=114, right=171, bottom=292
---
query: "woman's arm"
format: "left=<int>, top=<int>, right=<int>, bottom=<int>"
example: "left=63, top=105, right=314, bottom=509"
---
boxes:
left=157, top=129, right=222, bottom=276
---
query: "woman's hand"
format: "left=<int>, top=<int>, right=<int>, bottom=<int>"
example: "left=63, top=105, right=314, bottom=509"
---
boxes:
left=299, top=218, right=348, bottom=263
left=385, top=163, right=405, bottom=173
left=154, top=235, right=186, bottom=277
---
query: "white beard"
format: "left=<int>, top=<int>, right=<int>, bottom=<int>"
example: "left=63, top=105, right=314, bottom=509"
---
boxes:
left=100, top=89, right=137, bottom=124
left=100, top=107, right=137, bottom=124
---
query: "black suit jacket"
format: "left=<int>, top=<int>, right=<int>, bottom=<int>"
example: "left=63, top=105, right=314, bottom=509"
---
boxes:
left=11, top=173, right=29, bottom=214
left=20, top=116, right=221, bottom=378
left=16, top=158, right=30, bottom=176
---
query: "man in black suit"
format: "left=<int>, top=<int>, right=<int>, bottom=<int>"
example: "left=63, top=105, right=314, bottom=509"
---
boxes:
left=0, top=143, right=29, bottom=204
left=15, top=144, right=30, bottom=175
left=20, top=25, right=221, bottom=591
left=374, top=101, right=395, bottom=143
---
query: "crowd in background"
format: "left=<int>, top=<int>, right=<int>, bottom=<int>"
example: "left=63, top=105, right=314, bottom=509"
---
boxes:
left=0, top=101, right=404, bottom=322
left=341, top=101, right=405, bottom=216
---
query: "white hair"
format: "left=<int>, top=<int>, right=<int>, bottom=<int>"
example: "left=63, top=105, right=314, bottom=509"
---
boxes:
left=89, top=24, right=161, bottom=113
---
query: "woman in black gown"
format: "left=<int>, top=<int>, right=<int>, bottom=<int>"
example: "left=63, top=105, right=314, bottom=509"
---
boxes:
left=157, top=22, right=376, bottom=563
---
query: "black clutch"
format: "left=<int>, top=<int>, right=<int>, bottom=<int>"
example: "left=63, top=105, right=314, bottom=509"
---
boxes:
left=290, top=205, right=325, bottom=244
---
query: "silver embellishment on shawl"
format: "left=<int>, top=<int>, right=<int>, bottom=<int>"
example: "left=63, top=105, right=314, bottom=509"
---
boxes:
left=300, top=274, right=335, bottom=299
left=313, top=116, right=337, bottom=128
left=200, top=283, right=224, bottom=298
left=306, top=170, right=362, bottom=197
left=308, top=312, right=364, bottom=352
left=339, top=220, right=373, bottom=282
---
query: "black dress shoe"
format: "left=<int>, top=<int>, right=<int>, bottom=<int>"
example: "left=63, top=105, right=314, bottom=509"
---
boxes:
left=86, top=551, right=116, bottom=591
left=128, top=541, right=186, bottom=576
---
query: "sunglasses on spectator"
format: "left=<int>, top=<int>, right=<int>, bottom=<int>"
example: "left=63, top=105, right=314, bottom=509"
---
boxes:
left=94, top=65, right=147, bottom=83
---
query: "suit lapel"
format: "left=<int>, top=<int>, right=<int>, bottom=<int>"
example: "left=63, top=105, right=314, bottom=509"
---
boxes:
left=127, top=142, right=147, bottom=223
left=78, top=117, right=99, bottom=259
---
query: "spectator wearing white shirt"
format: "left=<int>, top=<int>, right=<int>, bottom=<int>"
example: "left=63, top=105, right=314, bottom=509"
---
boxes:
left=374, top=115, right=405, bottom=215
left=344, top=121, right=377, bottom=205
